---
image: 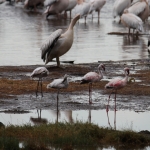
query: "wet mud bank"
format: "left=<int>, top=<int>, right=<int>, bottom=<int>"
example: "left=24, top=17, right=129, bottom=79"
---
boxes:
left=0, top=59, right=150, bottom=112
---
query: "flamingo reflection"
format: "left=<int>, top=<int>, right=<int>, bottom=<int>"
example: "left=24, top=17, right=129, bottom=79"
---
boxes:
left=30, top=109, right=48, bottom=125
left=106, top=109, right=116, bottom=130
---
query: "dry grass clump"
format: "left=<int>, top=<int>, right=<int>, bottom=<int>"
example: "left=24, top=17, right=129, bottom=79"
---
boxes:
left=0, top=122, right=149, bottom=149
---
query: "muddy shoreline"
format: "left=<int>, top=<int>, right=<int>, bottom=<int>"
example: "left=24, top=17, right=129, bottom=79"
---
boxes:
left=0, top=59, right=150, bottom=112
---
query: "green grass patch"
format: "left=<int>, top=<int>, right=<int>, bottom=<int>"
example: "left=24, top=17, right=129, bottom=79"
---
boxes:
left=0, top=122, right=150, bottom=149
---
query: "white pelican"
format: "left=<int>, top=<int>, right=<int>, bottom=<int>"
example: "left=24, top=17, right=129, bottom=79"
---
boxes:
left=89, top=0, right=106, bottom=21
left=44, top=0, right=58, bottom=7
left=24, top=0, right=45, bottom=11
left=47, top=74, right=69, bottom=108
left=121, top=11, right=144, bottom=35
left=113, top=0, right=133, bottom=20
left=30, top=67, right=49, bottom=97
left=80, top=64, right=105, bottom=104
left=41, top=14, right=80, bottom=67
left=75, top=0, right=91, bottom=23
left=125, top=0, right=149, bottom=22
left=65, top=0, right=77, bottom=18
left=0, top=0, right=5, bottom=4
left=44, top=0, right=69, bottom=19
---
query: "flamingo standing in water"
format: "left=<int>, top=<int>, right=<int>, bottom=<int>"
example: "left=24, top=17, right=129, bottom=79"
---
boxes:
left=80, top=63, right=105, bottom=104
left=30, top=67, right=49, bottom=97
left=105, top=67, right=130, bottom=112
left=47, top=74, right=69, bottom=110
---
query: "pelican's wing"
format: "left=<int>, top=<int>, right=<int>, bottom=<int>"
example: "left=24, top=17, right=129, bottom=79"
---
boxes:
left=128, top=2, right=147, bottom=16
left=44, top=0, right=58, bottom=7
left=41, top=29, right=63, bottom=62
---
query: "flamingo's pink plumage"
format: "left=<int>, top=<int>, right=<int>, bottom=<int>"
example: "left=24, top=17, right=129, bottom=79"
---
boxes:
left=80, top=63, right=105, bottom=104
left=105, top=67, right=130, bottom=112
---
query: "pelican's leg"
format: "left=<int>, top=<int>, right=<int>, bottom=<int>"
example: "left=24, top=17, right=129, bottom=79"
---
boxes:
left=128, top=28, right=130, bottom=36
left=133, top=29, right=135, bottom=35
left=36, top=79, right=40, bottom=97
left=85, top=16, right=87, bottom=24
left=40, top=78, right=43, bottom=97
left=56, top=57, right=60, bottom=67
left=64, top=11, right=67, bottom=19
left=70, top=10, right=71, bottom=19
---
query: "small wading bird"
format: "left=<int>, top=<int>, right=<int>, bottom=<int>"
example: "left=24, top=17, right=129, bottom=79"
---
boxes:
left=30, top=67, right=49, bottom=97
left=47, top=74, right=69, bottom=109
left=121, top=10, right=144, bottom=36
left=41, top=14, right=80, bottom=67
left=80, top=64, right=105, bottom=104
left=105, top=67, right=130, bottom=112
left=89, top=0, right=106, bottom=22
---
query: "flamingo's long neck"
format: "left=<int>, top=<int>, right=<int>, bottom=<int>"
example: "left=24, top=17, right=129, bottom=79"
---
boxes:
left=98, top=68, right=103, bottom=79
left=124, top=70, right=129, bottom=84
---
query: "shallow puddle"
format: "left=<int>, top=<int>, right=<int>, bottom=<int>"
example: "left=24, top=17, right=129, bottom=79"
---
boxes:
left=0, top=109, right=150, bottom=132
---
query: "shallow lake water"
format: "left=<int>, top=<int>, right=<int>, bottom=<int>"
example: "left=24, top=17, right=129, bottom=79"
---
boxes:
left=0, top=109, right=150, bottom=132
left=0, top=0, right=150, bottom=66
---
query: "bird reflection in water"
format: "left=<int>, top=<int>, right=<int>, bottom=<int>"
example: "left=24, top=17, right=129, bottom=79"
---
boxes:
left=30, top=109, right=48, bottom=125
left=106, top=108, right=116, bottom=130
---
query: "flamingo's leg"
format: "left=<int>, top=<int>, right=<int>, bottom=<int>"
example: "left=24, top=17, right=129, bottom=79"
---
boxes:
left=40, top=78, right=43, bottom=97
left=114, top=90, right=117, bottom=111
left=106, top=109, right=112, bottom=129
left=106, top=90, right=113, bottom=112
left=56, top=89, right=59, bottom=123
left=89, top=83, right=92, bottom=104
left=114, top=90, right=117, bottom=130
left=114, top=107, right=116, bottom=130
left=36, top=79, right=40, bottom=97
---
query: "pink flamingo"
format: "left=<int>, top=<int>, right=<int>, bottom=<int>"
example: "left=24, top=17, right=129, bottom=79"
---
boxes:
left=80, top=63, right=105, bottom=104
left=105, top=67, right=130, bottom=112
